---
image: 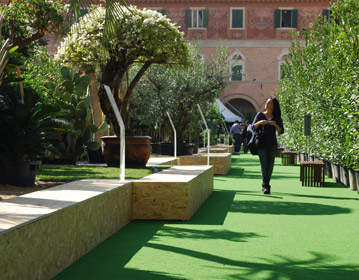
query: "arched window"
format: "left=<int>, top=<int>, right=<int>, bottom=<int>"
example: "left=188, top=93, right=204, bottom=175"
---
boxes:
left=229, top=50, right=246, bottom=81
left=277, top=49, right=291, bottom=80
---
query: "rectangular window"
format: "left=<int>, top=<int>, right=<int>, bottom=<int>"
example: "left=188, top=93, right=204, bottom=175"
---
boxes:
left=275, top=9, right=298, bottom=28
left=323, top=9, right=332, bottom=24
left=231, top=9, right=244, bottom=28
left=186, top=9, right=209, bottom=28
left=231, top=65, right=242, bottom=81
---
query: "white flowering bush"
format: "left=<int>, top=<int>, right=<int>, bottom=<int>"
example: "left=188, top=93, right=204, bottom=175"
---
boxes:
left=55, top=4, right=190, bottom=135
left=56, top=5, right=188, bottom=68
left=55, top=6, right=107, bottom=65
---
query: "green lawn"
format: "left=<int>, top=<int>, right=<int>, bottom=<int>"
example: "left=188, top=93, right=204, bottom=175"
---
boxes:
left=37, top=165, right=166, bottom=181
left=53, top=154, right=359, bottom=280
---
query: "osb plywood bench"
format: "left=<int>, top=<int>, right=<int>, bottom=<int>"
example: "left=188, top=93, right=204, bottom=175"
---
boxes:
left=214, top=144, right=234, bottom=154
left=282, top=151, right=297, bottom=166
left=132, top=165, right=213, bottom=221
left=300, top=161, right=325, bottom=187
left=0, top=180, right=132, bottom=280
left=178, top=153, right=231, bottom=175
left=199, top=147, right=227, bottom=154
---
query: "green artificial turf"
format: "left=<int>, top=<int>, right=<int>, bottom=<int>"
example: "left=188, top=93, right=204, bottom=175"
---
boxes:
left=53, top=154, right=359, bottom=280
left=37, top=165, right=166, bottom=181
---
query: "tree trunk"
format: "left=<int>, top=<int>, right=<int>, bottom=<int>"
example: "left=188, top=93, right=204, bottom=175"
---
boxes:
left=86, top=70, right=103, bottom=143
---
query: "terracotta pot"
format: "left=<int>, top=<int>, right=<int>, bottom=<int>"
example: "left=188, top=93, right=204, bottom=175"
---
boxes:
left=101, top=136, right=151, bottom=167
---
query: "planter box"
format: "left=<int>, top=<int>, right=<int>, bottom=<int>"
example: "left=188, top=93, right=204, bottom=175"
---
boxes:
left=0, top=161, right=41, bottom=187
left=348, top=168, right=357, bottom=191
left=160, top=143, right=194, bottom=156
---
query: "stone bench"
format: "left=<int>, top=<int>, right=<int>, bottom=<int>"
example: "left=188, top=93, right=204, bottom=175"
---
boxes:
left=132, top=165, right=213, bottom=220
left=178, top=153, right=231, bottom=175
left=0, top=179, right=132, bottom=280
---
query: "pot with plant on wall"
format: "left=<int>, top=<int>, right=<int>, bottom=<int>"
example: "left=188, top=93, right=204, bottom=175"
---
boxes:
left=0, top=83, right=72, bottom=187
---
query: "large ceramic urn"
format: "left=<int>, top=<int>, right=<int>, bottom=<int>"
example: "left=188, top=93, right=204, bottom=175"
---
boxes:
left=101, top=136, right=151, bottom=167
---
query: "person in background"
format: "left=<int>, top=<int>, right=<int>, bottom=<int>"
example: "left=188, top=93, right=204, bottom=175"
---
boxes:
left=245, top=120, right=253, bottom=151
left=230, top=120, right=242, bottom=155
left=240, top=122, right=248, bottom=154
left=252, top=97, right=284, bottom=194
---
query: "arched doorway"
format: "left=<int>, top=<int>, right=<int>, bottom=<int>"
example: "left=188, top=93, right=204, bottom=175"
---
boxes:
left=227, top=98, right=257, bottom=122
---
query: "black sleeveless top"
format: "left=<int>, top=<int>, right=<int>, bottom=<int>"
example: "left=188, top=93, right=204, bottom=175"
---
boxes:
left=253, top=112, right=284, bottom=148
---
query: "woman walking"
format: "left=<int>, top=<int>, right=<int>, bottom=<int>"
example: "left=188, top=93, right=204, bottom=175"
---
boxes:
left=252, top=97, right=284, bottom=194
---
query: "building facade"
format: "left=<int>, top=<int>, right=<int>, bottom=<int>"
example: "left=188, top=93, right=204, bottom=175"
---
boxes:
left=128, top=0, right=331, bottom=120
left=1, top=0, right=331, bottom=121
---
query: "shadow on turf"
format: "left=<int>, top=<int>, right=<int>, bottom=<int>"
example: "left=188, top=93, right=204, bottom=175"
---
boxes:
left=229, top=200, right=351, bottom=215
left=143, top=244, right=359, bottom=280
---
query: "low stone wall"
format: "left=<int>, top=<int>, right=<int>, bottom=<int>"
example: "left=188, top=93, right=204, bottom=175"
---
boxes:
left=132, top=166, right=213, bottom=220
left=178, top=153, right=232, bottom=175
left=0, top=180, right=132, bottom=280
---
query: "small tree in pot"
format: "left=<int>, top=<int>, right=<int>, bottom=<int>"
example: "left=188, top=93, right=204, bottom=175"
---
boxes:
left=56, top=4, right=189, bottom=166
left=130, top=44, right=229, bottom=155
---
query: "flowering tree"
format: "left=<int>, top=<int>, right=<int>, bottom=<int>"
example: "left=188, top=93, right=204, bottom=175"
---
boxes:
left=56, top=5, right=189, bottom=135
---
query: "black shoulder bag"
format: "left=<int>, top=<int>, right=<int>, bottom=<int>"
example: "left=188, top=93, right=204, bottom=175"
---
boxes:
left=248, top=126, right=266, bottom=155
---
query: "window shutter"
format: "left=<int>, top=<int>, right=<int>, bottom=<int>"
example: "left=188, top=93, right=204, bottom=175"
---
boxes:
left=159, top=9, right=166, bottom=15
left=186, top=9, right=192, bottom=28
left=80, top=9, right=88, bottom=17
left=323, top=9, right=329, bottom=22
left=203, top=9, right=209, bottom=28
left=274, top=9, right=281, bottom=28
left=292, top=9, right=298, bottom=28
left=232, top=10, right=243, bottom=28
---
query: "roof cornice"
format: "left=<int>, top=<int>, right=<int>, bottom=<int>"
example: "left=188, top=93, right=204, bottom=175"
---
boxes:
left=129, top=0, right=330, bottom=4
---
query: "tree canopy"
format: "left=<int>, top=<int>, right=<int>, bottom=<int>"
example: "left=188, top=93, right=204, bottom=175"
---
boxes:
left=276, top=0, right=359, bottom=169
left=56, top=4, right=190, bottom=134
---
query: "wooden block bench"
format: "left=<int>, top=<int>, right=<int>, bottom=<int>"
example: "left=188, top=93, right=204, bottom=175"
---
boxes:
left=199, top=147, right=227, bottom=154
left=282, top=151, right=298, bottom=166
left=178, top=153, right=231, bottom=175
left=300, top=161, right=325, bottom=187
left=132, top=165, right=213, bottom=220
left=0, top=179, right=132, bottom=280
left=214, top=144, right=234, bottom=154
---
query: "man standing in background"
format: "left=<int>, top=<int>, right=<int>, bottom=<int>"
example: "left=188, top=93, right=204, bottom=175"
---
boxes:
left=230, top=120, right=242, bottom=155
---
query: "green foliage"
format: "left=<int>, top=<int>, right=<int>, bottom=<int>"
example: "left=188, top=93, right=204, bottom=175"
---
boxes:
left=0, top=0, right=65, bottom=54
left=46, top=66, right=107, bottom=160
left=276, top=0, right=359, bottom=168
left=21, top=46, right=63, bottom=103
left=0, top=80, right=72, bottom=166
left=130, top=44, right=228, bottom=142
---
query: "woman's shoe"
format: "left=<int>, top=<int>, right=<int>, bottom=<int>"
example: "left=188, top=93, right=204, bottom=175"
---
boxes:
left=263, top=188, right=271, bottom=194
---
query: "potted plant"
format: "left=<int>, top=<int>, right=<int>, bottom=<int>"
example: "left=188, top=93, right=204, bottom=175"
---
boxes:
left=0, top=81, right=72, bottom=187
left=55, top=5, right=189, bottom=167
left=44, top=66, right=107, bottom=164
left=130, top=44, right=229, bottom=156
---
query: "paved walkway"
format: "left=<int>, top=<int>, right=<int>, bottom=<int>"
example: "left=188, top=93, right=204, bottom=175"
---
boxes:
left=54, top=154, right=359, bottom=280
